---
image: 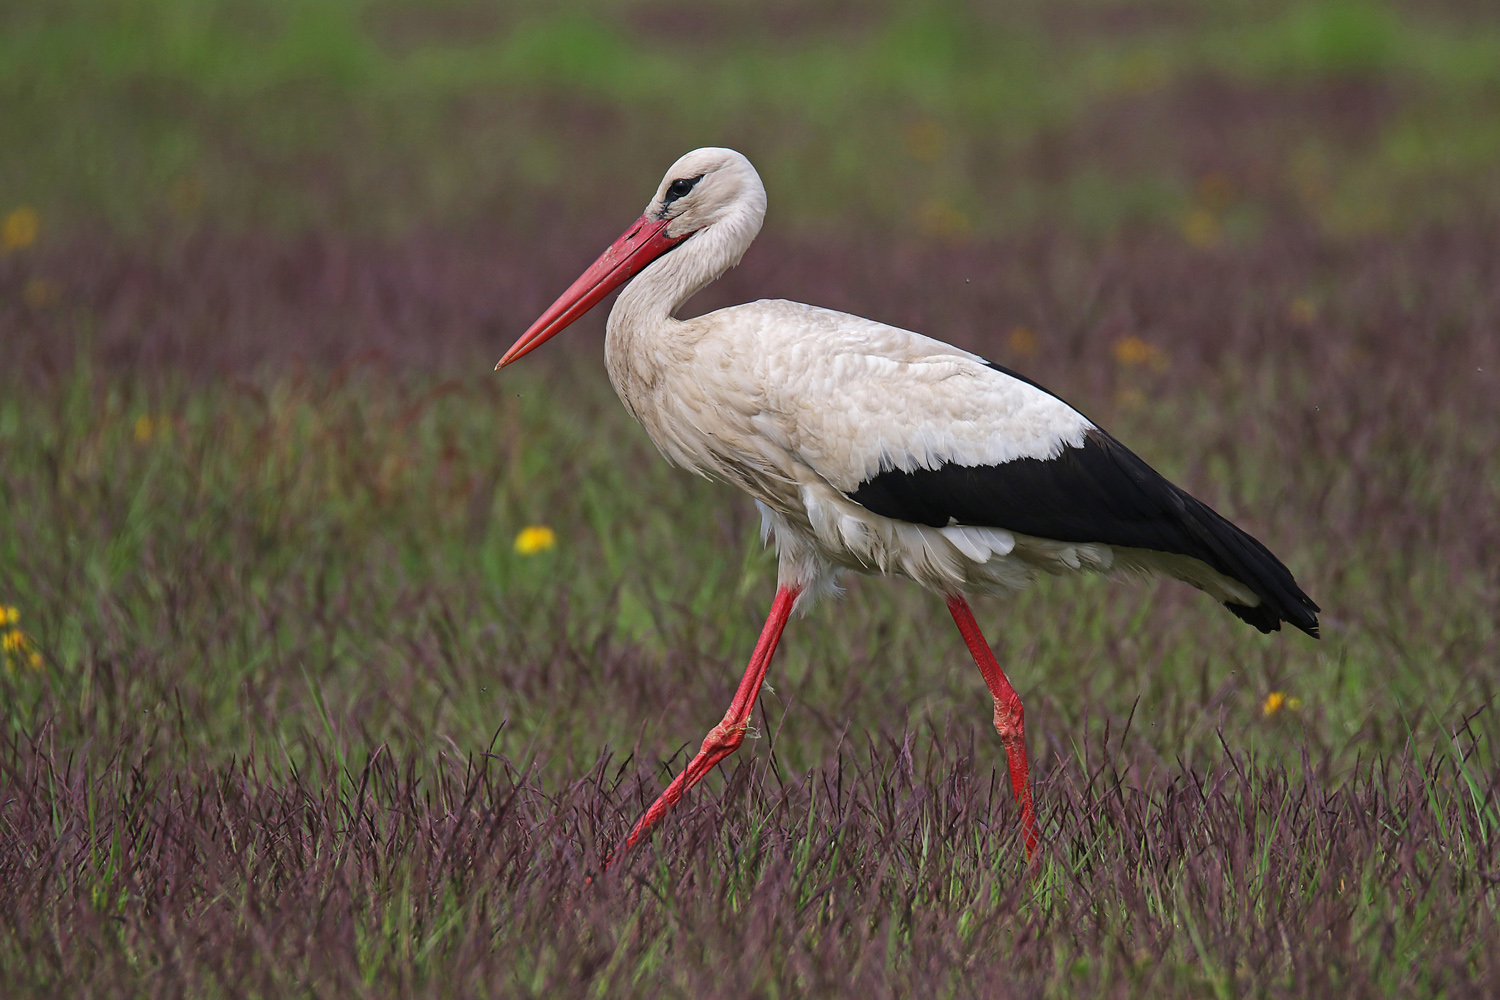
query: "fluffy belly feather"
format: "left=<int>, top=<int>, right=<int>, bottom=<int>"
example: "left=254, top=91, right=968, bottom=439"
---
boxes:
left=752, top=473, right=1121, bottom=605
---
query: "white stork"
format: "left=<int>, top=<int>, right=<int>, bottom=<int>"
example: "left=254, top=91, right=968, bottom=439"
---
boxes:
left=497, top=147, right=1319, bottom=860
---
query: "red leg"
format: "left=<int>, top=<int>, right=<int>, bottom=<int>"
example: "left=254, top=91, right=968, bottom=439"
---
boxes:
left=616, top=585, right=801, bottom=860
left=946, top=594, right=1038, bottom=858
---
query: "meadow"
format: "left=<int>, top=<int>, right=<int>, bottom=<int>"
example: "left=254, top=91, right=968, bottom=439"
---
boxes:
left=3, top=1, right=1499, bottom=996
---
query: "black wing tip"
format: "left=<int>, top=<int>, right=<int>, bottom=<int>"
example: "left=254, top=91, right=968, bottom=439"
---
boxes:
left=847, top=391, right=1328, bottom=642
left=1224, top=600, right=1321, bottom=639
left=1085, top=428, right=1323, bottom=641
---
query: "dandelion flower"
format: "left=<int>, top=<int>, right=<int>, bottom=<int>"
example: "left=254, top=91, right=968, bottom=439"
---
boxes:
left=1180, top=207, right=1220, bottom=249
left=2, top=206, right=39, bottom=251
left=514, top=525, right=557, bottom=555
left=0, top=607, right=41, bottom=672
left=1262, top=691, right=1302, bottom=717
left=1287, top=297, right=1318, bottom=326
left=916, top=199, right=971, bottom=241
left=1112, top=336, right=1168, bottom=371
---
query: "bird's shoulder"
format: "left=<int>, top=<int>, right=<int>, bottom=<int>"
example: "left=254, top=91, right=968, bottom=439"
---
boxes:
left=701, top=301, right=1094, bottom=490
left=706, top=299, right=980, bottom=368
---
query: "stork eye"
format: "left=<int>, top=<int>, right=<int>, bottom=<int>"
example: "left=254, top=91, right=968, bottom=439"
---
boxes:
left=664, top=175, right=702, bottom=203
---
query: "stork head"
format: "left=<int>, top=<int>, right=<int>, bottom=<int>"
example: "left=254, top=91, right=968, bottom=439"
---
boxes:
left=646, top=147, right=766, bottom=239
left=497, top=147, right=765, bottom=368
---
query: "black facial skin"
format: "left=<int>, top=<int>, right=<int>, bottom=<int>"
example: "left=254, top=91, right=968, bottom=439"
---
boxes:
left=661, top=174, right=704, bottom=211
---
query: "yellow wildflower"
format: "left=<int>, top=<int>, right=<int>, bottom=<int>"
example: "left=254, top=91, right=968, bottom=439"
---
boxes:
left=514, top=525, right=557, bottom=555
left=2, top=206, right=39, bottom=251
left=1112, top=336, right=1168, bottom=371
left=1117, top=51, right=1168, bottom=95
left=1, top=607, right=41, bottom=670
left=135, top=415, right=154, bottom=442
left=1007, top=326, right=1038, bottom=357
left=1180, top=207, right=1221, bottom=248
left=1262, top=691, right=1302, bottom=717
left=0, top=607, right=41, bottom=672
left=1287, top=297, right=1318, bottom=326
left=916, top=198, right=971, bottom=241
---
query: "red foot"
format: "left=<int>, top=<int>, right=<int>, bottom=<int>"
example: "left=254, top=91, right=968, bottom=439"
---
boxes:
left=610, top=585, right=801, bottom=865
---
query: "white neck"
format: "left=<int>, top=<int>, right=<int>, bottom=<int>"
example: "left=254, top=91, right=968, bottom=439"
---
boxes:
left=606, top=198, right=765, bottom=344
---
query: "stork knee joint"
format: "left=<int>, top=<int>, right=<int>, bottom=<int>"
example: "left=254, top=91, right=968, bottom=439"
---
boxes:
left=992, top=694, right=1025, bottom=742
left=703, top=721, right=748, bottom=754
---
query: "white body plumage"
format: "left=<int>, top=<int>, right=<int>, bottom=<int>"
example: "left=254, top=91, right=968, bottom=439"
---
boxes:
left=600, top=149, right=1259, bottom=611
left=496, top=145, right=1317, bottom=860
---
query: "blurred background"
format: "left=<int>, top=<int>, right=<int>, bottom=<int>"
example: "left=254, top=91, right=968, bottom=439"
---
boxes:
left=4, top=0, right=1498, bottom=375
left=5, top=0, right=1499, bottom=238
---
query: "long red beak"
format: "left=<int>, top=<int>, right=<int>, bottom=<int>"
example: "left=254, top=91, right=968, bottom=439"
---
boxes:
left=496, top=214, right=687, bottom=368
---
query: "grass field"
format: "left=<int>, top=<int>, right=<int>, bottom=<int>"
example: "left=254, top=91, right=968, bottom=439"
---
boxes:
left=3, top=1, right=1500, bottom=996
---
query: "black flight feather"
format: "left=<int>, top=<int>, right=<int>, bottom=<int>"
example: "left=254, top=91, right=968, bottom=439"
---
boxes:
left=846, top=363, right=1319, bottom=637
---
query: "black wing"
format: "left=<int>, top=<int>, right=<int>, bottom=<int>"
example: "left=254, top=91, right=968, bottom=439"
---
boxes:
left=848, top=365, right=1319, bottom=637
